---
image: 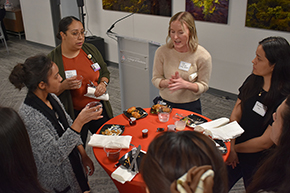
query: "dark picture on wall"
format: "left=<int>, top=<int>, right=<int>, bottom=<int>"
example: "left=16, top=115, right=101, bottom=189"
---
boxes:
left=245, top=0, right=290, bottom=32
left=102, top=0, right=172, bottom=17
left=186, top=0, right=229, bottom=24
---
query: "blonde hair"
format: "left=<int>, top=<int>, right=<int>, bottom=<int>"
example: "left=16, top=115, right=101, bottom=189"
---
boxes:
left=166, top=11, right=198, bottom=52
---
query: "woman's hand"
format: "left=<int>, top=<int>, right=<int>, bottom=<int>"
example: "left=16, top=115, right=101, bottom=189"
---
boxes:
left=63, top=76, right=81, bottom=90
left=71, top=105, right=103, bottom=133
left=94, top=82, right=107, bottom=97
left=226, top=139, right=239, bottom=169
left=77, top=145, right=95, bottom=176
left=168, top=71, right=199, bottom=92
left=159, top=79, right=171, bottom=88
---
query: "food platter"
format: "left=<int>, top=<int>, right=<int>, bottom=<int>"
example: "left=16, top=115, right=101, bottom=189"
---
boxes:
left=181, top=114, right=208, bottom=128
left=99, top=124, right=125, bottom=136
left=123, top=107, right=148, bottom=119
left=150, top=104, right=172, bottom=114
left=115, top=148, right=146, bottom=172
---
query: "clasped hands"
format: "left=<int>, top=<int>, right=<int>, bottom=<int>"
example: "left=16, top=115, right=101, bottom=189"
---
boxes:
left=161, top=71, right=189, bottom=92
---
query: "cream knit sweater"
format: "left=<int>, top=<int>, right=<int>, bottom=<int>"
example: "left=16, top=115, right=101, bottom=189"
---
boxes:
left=152, top=44, right=212, bottom=103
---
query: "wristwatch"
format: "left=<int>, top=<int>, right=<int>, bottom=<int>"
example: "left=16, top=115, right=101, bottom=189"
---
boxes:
left=102, top=80, right=108, bottom=87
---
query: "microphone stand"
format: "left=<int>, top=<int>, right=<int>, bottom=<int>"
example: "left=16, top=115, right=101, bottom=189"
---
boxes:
left=77, top=0, right=85, bottom=28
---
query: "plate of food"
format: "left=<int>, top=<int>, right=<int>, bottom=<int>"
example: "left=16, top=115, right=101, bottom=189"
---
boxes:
left=181, top=114, right=208, bottom=128
left=99, top=124, right=125, bottom=136
left=150, top=104, right=172, bottom=114
left=214, top=139, right=227, bottom=154
left=123, top=107, right=148, bottom=119
left=115, top=147, right=146, bottom=172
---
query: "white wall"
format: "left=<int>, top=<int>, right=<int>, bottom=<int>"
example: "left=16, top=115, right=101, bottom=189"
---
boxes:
left=84, top=0, right=290, bottom=95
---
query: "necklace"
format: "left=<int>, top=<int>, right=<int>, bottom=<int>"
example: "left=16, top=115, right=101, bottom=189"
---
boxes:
left=258, top=90, right=265, bottom=97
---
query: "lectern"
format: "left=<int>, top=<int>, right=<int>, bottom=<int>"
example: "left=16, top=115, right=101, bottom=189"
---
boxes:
left=117, top=35, right=161, bottom=111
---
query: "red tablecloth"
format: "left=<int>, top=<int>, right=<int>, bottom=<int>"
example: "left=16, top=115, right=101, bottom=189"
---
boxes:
left=93, top=108, right=230, bottom=193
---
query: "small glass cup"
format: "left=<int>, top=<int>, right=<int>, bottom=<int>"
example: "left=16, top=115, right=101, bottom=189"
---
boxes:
left=175, top=120, right=186, bottom=131
left=103, top=142, right=122, bottom=162
left=158, top=109, right=170, bottom=122
left=86, top=101, right=102, bottom=112
left=76, top=75, right=83, bottom=89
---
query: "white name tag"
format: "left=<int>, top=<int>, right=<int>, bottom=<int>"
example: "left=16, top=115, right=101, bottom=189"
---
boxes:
left=91, top=63, right=101, bottom=72
left=179, top=61, right=191, bottom=71
left=65, top=70, right=77, bottom=78
left=252, top=101, right=267, bottom=117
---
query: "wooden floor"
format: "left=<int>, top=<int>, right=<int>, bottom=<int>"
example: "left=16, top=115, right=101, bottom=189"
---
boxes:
left=0, top=35, right=245, bottom=192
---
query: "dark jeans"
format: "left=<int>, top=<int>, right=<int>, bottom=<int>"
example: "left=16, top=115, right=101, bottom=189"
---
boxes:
left=74, top=101, right=110, bottom=148
left=153, top=96, right=202, bottom=114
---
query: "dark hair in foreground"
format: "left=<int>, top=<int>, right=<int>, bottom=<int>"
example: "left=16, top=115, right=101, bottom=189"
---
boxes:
left=140, top=131, right=228, bottom=193
left=0, top=107, right=45, bottom=193
left=56, top=16, right=81, bottom=40
left=240, top=36, right=290, bottom=126
left=247, top=95, right=290, bottom=193
left=9, top=54, right=53, bottom=92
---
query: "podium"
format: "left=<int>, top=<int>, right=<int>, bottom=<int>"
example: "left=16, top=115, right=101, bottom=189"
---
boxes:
left=117, top=35, right=161, bottom=111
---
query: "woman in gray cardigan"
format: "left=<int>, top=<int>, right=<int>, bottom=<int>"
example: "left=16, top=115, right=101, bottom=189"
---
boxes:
left=9, top=54, right=103, bottom=193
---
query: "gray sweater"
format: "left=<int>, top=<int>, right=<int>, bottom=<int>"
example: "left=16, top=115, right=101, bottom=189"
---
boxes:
left=19, top=94, right=83, bottom=193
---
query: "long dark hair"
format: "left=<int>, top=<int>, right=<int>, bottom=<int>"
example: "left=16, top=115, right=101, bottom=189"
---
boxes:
left=247, top=95, right=290, bottom=193
left=9, top=54, right=53, bottom=92
left=0, top=107, right=46, bottom=193
left=56, top=16, right=81, bottom=40
left=140, top=131, right=228, bottom=193
left=240, top=36, right=290, bottom=125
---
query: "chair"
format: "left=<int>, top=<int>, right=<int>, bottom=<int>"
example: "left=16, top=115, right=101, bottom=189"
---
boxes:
left=0, top=21, right=9, bottom=54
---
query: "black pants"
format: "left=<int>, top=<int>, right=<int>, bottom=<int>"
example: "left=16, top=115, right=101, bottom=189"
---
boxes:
left=74, top=101, right=110, bottom=147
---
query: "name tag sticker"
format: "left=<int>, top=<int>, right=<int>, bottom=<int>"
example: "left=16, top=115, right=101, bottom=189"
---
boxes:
left=252, top=101, right=267, bottom=117
left=91, top=63, right=101, bottom=72
left=179, top=61, right=191, bottom=71
left=65, top=70, right=77, bottom=78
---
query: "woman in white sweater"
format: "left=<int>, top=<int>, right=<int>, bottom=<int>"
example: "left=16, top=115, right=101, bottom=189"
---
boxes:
left=152, top=11, right=212, bottom=114
left=9, top=54, right=103, bottom=193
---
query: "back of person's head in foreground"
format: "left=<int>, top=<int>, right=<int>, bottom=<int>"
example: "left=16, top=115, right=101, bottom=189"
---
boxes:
left=0, top=107, right=45, bottom=193
left=140, top=131, right=227, bottom=193
left=247, top=95, right=290, bottom=193
left=9, top=54, right=53, bottom=93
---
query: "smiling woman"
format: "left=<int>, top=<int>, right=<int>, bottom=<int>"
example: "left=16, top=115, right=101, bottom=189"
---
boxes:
left=152, top=11, right=212, bottom=114
left=9, top=54, right=104, bottom=192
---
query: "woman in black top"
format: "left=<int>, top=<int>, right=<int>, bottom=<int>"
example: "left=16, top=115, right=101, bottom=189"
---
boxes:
left=226, top=36, right=290, bottom=190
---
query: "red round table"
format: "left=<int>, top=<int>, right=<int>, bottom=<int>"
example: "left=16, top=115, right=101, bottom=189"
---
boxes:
left=93, top=108, right=230, bottom=193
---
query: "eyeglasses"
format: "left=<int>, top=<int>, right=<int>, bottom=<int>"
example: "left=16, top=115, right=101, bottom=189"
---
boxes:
left=70, top=30, right=87, bottom=38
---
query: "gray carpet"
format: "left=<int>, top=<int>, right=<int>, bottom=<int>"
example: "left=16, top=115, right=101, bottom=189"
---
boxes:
left=0, top=35, right=245, bottom=192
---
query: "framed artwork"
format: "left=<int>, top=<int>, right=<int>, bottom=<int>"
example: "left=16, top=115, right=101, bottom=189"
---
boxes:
left=102, top=0, right=172, bottom=17
left=245, top=0, right=290, bottom=32
left=186, top=0, right=229, bottom=24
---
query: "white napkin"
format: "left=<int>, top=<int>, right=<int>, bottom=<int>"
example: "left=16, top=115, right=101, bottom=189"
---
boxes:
left=84, top=87, right=109, bottom=101
left=88, top=134, right=132, bottom=149
left=198, top=117, right=230, bottom=129
left=111, top=166, right=136, bottom=184
left=206, top=121, right=244, bottom=140
left=197, top=118, right=244, bottom=140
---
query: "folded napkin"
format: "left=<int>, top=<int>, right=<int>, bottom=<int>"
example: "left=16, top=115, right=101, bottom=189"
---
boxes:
left=84, top=87, right=109, bottom=101
left=111, top=166, right=136, bottom=184
left=88, top=134, right=132, bottom=149
left=198, top=117, right=229, bottom=129
left=197, top=118, right=244, bottom=140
